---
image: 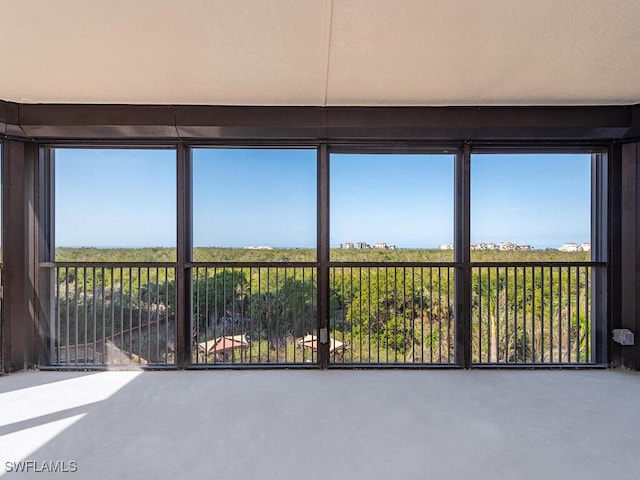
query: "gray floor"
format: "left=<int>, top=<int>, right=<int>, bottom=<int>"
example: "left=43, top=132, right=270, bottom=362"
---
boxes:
left=1, top=369, right=639, bottom=479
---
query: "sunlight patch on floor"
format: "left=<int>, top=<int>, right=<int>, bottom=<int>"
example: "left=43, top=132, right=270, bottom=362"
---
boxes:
left=0, top=371, right=142, bottom=428
left=0, top=371, right=143, bottom=474
left=0, top=414, right=86, bottom=477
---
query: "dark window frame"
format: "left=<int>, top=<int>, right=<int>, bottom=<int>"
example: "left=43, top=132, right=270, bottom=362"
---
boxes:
left=1, top=101, right=618, bottom=372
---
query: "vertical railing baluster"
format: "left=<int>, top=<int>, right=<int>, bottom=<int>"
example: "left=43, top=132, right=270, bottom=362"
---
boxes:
left=559, top=266, right=564, bottom=362
left=231, top=268, right=237, bottom=364
left=145, top=268, right=150, bottom=364
left=404, top=267, right=408, bottom=364
left=487, top=267, right=497, bottom=363
left=419, top=267, right=424, bottom=364
left=437, top=266, right=442, bottom=363
left=365, top=267, right=370, bottom=363
left=167, top=266, right=171, bottom=365
left=444, top=267, right=448, bottom=363
left=136, top=266, right=141, bottom=364
left=198, top=267, right=203, bottom=364
left=577, top=265, right=582, bottom=363
left=266, top=267, right=271, bottom=363
left=511, top=266, right=516, bottom=363
left=111, top=268, right=116, bottom=354
left=128, top=267, right=133, bottom=363
left=382, top=268, right=389, bottom=363
left=393, top=267, right=397, bottom=363
left=55, top=268, right=61, bottom=365
left=155, top=266, right=160, bottom=363
left=585, top=266, right=590, bottom=362
left=531, top=266, right=536, bottom=363
left=99, top=267, right=105, bottom=365
left=312, top=267, right=317, bottom=364
left=91, top=267, right=97, bottom=364
left=478, top=267, right=482, bottom=363
left=223, top=267, right=229, bottom=363
left=522, top=266, right=529, bottom=363
left=66, top=266, right=70, bottom=364
left=272, top=266, right=276, bottom=363
left=83, top=267, right=87, bottom=366
left=540, top=266, right=545, bottom=363
left=504, top=267, right=509, bottom=363
left=358, top=267, right=363, bottom=364
left=568, top=266, right=572, bottom=362
left=429, top=267, right=434, bottom=363
left=586, top=266, right=591, bottom=362
left=575, top=266, right=580, bottom=363
left=73, top=267, right=78, bottom=366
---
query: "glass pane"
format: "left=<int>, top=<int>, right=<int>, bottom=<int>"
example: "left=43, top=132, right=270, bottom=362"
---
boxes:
left=330, top=154, right=454, bottom=262
left=54, top=149, right=176, bottom=262
left=470, top=153, right=595, bottom=365
left=192, top=148, right=316, bottom=262
left=471, top=154, right=591, bottom=262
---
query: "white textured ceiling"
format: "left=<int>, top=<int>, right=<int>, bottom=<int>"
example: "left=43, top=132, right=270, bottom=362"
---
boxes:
left=1, top=0, right=640, bottom=106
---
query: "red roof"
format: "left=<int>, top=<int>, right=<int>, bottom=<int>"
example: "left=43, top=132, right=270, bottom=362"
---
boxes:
left=297, top=334, right=345, bottom=353
left=199, top=334, right=249, bottom=354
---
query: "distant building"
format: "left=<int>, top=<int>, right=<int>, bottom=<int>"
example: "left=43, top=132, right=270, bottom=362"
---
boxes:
left=471, top=241, right=532, bottom=251
left=471, top=242, right=497, bottom=251
left=580, top=242, right=591, bottom=252
left=341, top=241, right=396, bottom=249
left=559, top=243, right=579, bottom=252
left=499, top=242, right=517, bottom=251
left=440, top=244, right=454, bottom=251
left=244, top=245, right=274, bottom=250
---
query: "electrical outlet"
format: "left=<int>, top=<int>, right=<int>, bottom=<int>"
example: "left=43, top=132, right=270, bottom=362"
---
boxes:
left=612, top=329, right=634, bottom=346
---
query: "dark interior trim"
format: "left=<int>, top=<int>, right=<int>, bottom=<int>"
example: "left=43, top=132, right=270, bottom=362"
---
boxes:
left=2, top=101, right=640, bottom=142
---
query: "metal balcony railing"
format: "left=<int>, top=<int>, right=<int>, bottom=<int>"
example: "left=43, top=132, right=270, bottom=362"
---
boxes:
left=329, top=265, right=455, bottom=365
left=42, top=261, right=603, bottom=368
left=47, top=264, right=176, bottom=368
left=471, top=262, right=600, bottom=365
left=191, top=265, right=317, bottom=366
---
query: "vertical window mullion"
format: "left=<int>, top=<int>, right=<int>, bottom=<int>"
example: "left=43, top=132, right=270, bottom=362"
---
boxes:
left=455, top=145, right=471, bottom=368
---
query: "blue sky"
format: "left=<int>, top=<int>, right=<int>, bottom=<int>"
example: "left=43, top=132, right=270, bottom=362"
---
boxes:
left=330, top=154, right=454, bottom=248
left=471, top=154, right=590, bottom=248
left=193, top=148, right=316, bottom=248
left=55, top=149, right=177, bottom=248
left=54, top=148, right=591, bottom=250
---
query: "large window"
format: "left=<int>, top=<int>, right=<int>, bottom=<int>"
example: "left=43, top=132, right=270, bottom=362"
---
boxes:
left=329, top=153, right=456, bottom=365
left=190, top=148, right=317, bottom=365
left=49, top=148, right=177, bottom=367
left=42, top=146, right=605, bottom=368
left=470, top=153, right=597, bottom=364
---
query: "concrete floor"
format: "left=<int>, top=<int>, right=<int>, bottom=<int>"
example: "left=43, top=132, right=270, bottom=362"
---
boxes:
left=1, top=369, right=639, bottom=479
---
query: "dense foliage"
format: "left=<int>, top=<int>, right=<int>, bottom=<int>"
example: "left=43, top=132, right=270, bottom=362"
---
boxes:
left=50, top=247, right=594, bottom=365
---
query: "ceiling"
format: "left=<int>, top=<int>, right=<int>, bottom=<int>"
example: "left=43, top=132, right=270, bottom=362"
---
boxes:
left=1, top=0, right=640, bottom=107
